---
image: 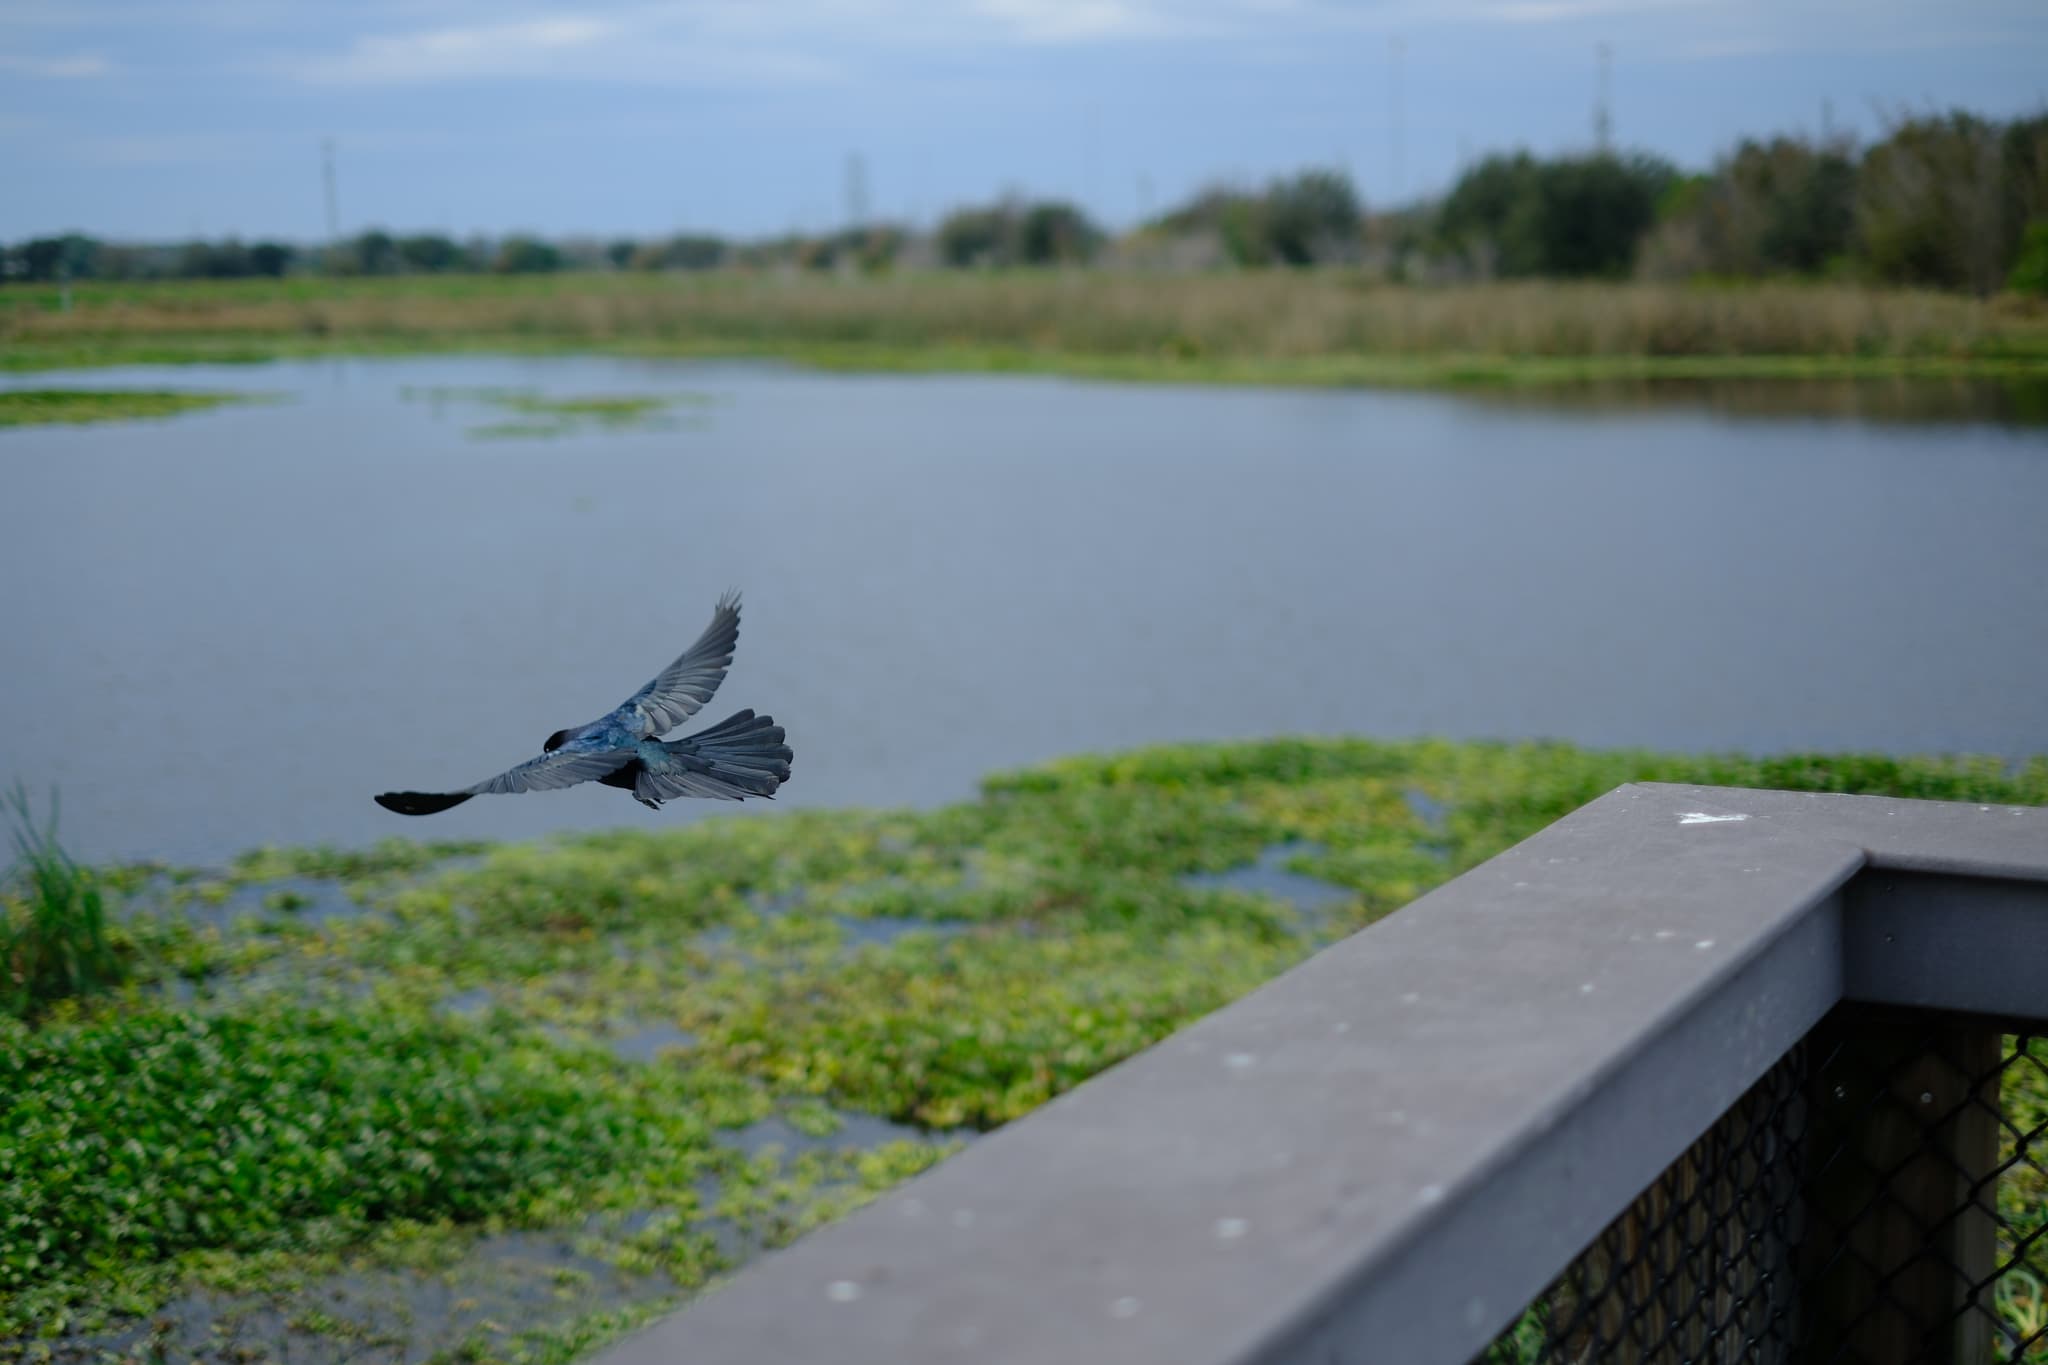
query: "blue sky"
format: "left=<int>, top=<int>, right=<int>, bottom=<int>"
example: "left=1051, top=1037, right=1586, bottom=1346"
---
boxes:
left=3, top=0, right=2044, bottom=242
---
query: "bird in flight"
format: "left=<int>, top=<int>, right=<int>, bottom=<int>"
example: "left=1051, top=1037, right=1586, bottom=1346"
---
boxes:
left=374, top=591, right=791, bottom=816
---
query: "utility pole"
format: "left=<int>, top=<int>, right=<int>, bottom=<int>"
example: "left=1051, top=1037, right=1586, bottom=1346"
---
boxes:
left=1594, top=43, right=1612, bottom=153
left=321, top=138, right=339, bottom=243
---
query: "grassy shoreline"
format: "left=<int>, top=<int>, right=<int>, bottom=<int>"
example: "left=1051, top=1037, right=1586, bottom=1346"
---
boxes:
left=7, top=339, right=2044, bottom=434
left=6, top=273, right=2047, bottom=394
left=4, top=737, right=2044, bottom=1360
left=17, top=333, right=2048, bottom=388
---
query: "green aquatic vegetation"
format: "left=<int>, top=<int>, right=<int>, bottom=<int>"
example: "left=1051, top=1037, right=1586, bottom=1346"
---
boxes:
left=712, top=1140, right=958, bottom=1252
left=6, top=736, right=2044, bottom=1356
left=689, top=914, right=1308, bottom=1129
left=229, top=837, right=489, bottom=884
left=0, top=387, right=255, bottom=429
left=358, top=811, right=945, bottom=982
left=355, top=738, right=2048, bottom=1136
left=400, top=384, right=716, bottom=440
left=0, top=1007, right=788, bottom=1335
left=0, top=1006, right=645, bottom=1290
left=261, top=887, right=314, bottom=914
left=950, top=782, right=1276, bottom=879
left=498, top=393, right=686, bottom=421
left=406, top=837, right=748, bottom=938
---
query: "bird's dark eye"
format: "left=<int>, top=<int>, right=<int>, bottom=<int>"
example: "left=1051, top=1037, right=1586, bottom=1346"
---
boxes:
left=543, top=730, right=568, bottom=753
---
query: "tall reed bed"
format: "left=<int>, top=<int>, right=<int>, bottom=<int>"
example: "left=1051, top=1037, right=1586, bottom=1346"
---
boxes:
left=7, top=273, right=2047, bottom=366
left=1, top=784, right=127, bottom=1020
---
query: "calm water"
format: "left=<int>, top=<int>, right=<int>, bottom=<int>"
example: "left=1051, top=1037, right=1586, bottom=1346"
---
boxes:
left=3, top=356, right=2044, bottom=865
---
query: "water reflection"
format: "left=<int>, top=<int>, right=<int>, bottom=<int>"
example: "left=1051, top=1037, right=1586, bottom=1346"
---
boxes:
left=1463, top=375, right=2048, bottom=426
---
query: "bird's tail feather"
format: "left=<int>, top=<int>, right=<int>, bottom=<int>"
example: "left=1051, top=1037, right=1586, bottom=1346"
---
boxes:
left=639, top=709, right=792, bottom=804
left=374, top=790, right=475, bottom=816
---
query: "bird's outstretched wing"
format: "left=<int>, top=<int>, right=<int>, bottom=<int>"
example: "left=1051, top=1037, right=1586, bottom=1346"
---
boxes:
left=375, top=747, right=633, bottom=816
left=616, top=590, right=741, bottom=738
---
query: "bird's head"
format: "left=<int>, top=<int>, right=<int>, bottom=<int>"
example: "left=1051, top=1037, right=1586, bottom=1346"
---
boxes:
left=543, top=729, right=570, bottom=753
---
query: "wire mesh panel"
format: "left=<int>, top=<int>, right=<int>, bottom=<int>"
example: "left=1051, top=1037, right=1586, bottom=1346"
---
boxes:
left=1802, top=1010, right=2048, bottom=1365
left=1480, top=1008, right=2048, bottom=1365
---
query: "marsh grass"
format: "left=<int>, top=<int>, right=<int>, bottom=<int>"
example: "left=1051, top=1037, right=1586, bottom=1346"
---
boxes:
left=6, top=274, right=2048, bottom=388
left=0, top=785, right=129, bottom=1021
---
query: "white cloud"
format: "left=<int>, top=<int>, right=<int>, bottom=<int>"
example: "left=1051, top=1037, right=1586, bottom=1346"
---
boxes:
left=287, top=7, right=851, bottom=85
left=299, top=15, right=620, bottom=82
left=970, top=0, right=1199, bottom=42
left=1472, top=0, right=1708, bottom=24
left=0, top=52, right=113, bottom=77
left=278, top=0, right=1316, bottom=86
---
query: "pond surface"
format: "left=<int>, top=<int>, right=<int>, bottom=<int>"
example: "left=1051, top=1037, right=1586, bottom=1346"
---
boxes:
left=3, top=356, right=2045, bottom=865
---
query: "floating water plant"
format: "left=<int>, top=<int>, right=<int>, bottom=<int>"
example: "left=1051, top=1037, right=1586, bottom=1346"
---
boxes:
left=399, top=385, right=718, bottom=440
left=0, top=388, right=255, bottom=429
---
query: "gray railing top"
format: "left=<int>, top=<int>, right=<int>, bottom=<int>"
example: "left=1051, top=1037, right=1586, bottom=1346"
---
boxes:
left=595, top=782, right=2048, bottom=1365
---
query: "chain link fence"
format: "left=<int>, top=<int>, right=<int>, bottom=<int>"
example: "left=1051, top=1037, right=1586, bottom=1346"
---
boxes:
left=1481, top=1006, right=2048, bottom=1365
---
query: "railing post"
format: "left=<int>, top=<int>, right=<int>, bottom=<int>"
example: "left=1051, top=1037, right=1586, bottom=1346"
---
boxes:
left=1801, top=1008, right=2003, bottom=1365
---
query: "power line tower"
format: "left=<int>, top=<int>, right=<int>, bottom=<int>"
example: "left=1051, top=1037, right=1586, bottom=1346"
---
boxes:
left=844, top=152, right=869, bottom=229
left=1594, top=43, right=1613, bottom=153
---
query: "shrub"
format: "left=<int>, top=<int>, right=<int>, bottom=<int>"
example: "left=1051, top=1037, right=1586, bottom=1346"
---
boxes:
left=937, top=200, right=1101, bottom=267
left=493, top=235, right=562, bottom=274
left=2009, top=220, right=2048, bottom=295
left=1263, top=169, right=1362, bottom=266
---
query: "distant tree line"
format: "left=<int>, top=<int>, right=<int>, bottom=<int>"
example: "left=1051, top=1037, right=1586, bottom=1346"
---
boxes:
left=0, top=234, right=302, bottom=282
left=0, top=230, right=591, bottom=282
left=1431, top=109, right=2048, bottom=291
left=6, top=108, right=2044, bottom=293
